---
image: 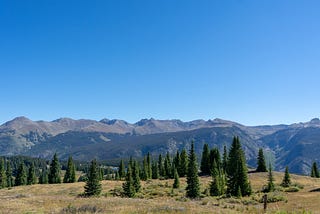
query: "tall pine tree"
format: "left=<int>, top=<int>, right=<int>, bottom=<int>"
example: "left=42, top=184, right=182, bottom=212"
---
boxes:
left=27, top=163, right=37, bottom=185
left=173, top=167, right=180, bottom=189
left=164, top=152, right=172, bottom=179
left=63, top=156, right=76, bottom=183
left=222, top=145, right=228, bottom=174
left=179, top=149, right=188, bottom=177
left=118, top=159, right=125, bottom=180
left=6, top=161, right=13, bottom=188
left=122, top=165, right=135, bottom=197
left=209, top=148, right=221, bottom=175
left=15, top=163, right=27, bottom=186
left=226, top=137, right=251, bottom=197
left=186, top=142, right=200, bottom=198
left=132, top=160, right=141, bottom=192
left=142, top=156, right=149, bottom=180
left=158, top=154, right=165, bottom=178
left=48, top=153, right=61, bottom=184
left=256, top=148, right=267, bottom=172
left=84, top=159, right=102, bottom=196
left=147, top=152, right=152, bottom=179
left=200, top=143, right=210, bottom=175
left=152, top=161, right=159, bottom=179
left=173, top=151, right=181, bottom=176
left=210, top=160, right=225, bottom=196
left=266, top=163, right=274, bottom=192
left=281, top=166, right=291, bottom=187
left=39, top=168, right=48, bottom=184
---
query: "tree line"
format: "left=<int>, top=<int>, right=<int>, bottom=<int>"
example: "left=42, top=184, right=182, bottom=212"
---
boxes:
left=0, top=154, right=76, bottom=188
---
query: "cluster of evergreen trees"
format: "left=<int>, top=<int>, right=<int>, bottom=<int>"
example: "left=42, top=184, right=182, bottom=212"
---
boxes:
left=118, top=149, right=189, bottom=183
left=118, top=136, right=252, bottom=198
left=0, top=153, right=76, bottom=188
left=122, top=159, right=141, bottom=197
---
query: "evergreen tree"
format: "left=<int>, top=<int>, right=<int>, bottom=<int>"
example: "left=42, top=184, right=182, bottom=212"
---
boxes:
left=266, top=163, right=274, bottom=192
left=310, top=162, right=320, bottom=178
left=226, top=137, right=251, bottom=197
left=281, top=166, right=291, bottom=187
left=122, top=165, right=135, bottom=197
left=147, top=152, right=152, bottom=179
left=173, top=151, right=181, bottom=176
left=63, top=156, right=76, bottom=183
left=173, top=167, right=180, bottom=189
left=0, top=158, right=6, bottom=188
left=209, top=147, right=221, bottom=175
left=118, top=159, right=125, bottom=180
left=6, top=161, right=13, bottom=188
left=186, top=142, right=200, bottom=198
left=210, top=159, right=226, bottom=196
left=39, top=169, right=48, bottom=184
left=222, top=145, right=228, bottom=173
left=142, top=156, right=148, bottom=180
left=158, top=154, right=165, bottom=178
left=200, top=143, right=210, bottom=175
left=99, top=167, right=104, bottom=181
left=179, top=149, right=188, bottom=177
left=210, top=159, right=219, bottom=196
left=152, top=161, right=159, bottom=179
left=256, top=148, right=267, bottom=172
left=132, top=161, right=141, bottom=192
left=84, top=159, right=102, bottom=196
left=164, top=152, right=172, bottom=179
left=27, top=163, right=37, bottom=185
left=48, top=153, right=61, bottom=184
left=209, top=147, right=221, bottom=174
left=128, top=156, right=133, bottom=169
left=15, top=163, right=27, bottom=186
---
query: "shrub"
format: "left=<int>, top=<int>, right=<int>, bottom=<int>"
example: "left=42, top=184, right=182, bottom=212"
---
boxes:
left=258, top=192, right=287, bottom=203
left=292, top=182, right=304, bottom=189
left=284, top=186, right=300, bottom=192
left=61, top=204, right=102, bottom=214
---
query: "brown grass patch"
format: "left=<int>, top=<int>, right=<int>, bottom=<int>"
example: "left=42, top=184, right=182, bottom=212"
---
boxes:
left=0, top=172, right=318, bottom=213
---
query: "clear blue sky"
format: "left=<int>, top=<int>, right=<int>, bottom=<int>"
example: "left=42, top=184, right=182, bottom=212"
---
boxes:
left=1, top=0, right=320, bottom=126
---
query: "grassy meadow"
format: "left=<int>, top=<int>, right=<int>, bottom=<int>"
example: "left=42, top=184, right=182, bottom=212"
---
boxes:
left=0, top=172, right=319, bottom=214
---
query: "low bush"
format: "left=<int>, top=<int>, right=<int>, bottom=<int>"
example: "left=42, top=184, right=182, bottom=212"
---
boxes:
left=61, top=204, right=102, bottom=214
left=284, top=186, right=300, bottom=192
left=258, top=192, right=287, bottom=203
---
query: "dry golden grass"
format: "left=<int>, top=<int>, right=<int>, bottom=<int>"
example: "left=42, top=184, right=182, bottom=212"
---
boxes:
left=249, top=172, right=320, bottom=213
left=0, top=172, right=319, bottom=214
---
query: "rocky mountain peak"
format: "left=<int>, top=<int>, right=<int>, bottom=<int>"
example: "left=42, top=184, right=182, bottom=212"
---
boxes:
left=135, top=118, right=153, bottom=126
left=2, top=116, right=34, bottom=127
left=310, top=118, right=320, bottom=123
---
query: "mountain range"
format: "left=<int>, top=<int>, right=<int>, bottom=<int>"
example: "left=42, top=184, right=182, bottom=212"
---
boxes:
left=1, top=116, right=320, bottom=175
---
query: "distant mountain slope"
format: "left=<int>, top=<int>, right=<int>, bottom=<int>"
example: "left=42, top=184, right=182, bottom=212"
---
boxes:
left=24, top=126, right=260, bottom=167
left=1, top=116, right=320, bottom=174
left=261, top=125, right=320, bottom=174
